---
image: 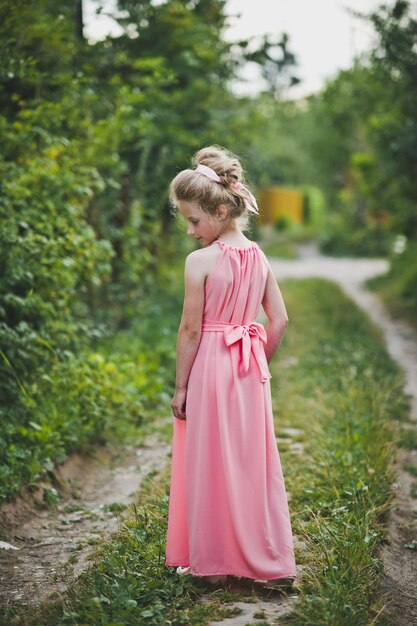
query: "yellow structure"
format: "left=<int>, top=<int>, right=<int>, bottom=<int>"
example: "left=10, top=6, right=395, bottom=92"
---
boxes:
left=259, top=187, right=304, bottom=226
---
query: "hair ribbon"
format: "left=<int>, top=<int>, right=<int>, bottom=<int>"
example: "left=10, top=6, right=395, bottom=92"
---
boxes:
left=195, top=164, right=259, bottom=214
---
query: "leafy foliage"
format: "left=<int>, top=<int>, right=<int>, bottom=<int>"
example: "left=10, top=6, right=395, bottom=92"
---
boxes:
left=0, top=97, right=116, bottom=500
left=289, top=1, right=417, bottom=255
left=366, top=240, right=417, bottom=326
left=0, top=0, right=301, bottom=502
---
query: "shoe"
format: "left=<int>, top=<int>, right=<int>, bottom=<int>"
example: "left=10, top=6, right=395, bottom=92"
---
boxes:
left=176, top=566, right=191, bottom=575
left=203, top=574, right=228, bottom=585
left=264, top=576, right=295, bottom=590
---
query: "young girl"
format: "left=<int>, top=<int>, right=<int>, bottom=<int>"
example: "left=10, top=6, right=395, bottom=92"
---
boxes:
left=165, top=145, right=297, bottom=586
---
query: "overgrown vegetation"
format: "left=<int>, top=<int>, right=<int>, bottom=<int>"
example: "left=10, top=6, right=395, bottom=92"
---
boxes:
left=0, top=278, right=182, bottom=503
left=247, top=1, right=417, bottom=303
left=366, top=241, right=417, bottom=330
left=2, top=279, right=407, bottom=625
left=0, top=0, right=301, bottom=503
left=303, top=1, right=417, bottom=260
left=2, top=0, right=416, bottom=504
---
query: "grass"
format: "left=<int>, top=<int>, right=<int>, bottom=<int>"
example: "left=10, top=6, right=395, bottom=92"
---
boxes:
left=2, top=468, right=261, bottom=626
left=274, top=279, right=408, bottom=626
left=2, top=278, right=408, bottom=625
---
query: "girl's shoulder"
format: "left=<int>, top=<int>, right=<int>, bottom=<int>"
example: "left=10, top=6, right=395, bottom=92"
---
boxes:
left=185, top=243, right=222, bottom=280
left=186, top=241, right=222, bottom=261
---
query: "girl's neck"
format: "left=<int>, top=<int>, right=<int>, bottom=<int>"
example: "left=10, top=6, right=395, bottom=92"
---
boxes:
left=216, top=223, right=250, bottom=246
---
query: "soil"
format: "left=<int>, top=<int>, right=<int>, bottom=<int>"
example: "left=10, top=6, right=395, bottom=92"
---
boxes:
left=1, top=241, right=416, bottom=625
left=0, top=428, right=171, bottom=608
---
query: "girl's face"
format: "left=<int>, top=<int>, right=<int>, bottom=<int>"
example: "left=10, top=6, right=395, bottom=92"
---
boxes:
left=179, top=200, right=224, bottom=246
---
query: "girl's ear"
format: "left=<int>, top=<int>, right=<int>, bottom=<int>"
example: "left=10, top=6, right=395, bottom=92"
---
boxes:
left=216, top=204, right=228, bottom=220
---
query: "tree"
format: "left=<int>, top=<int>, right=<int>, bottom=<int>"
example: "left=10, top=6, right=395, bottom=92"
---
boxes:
left=366, top=0, right=417, bottom=238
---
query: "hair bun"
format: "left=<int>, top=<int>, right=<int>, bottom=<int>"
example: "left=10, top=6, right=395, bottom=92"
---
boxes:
left=192, top=145, right=244, bottom=184
left=169, top=144, right=257, bottom=231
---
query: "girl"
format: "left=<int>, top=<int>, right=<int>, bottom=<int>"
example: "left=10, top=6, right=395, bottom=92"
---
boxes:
left=165, top=145, right=297, bottom=587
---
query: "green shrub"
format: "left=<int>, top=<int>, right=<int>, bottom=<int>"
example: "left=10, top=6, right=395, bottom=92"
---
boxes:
left=274, top=215, right=292, bottom=231
left=319, top=221, right=394, bottom=257
left=0, top=117, right=179, bottom=503
left=366, top=241, right=417, bottom=325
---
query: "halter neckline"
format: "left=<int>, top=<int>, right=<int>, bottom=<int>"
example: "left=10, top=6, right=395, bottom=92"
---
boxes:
left=212, top=239, right=257, bottom=251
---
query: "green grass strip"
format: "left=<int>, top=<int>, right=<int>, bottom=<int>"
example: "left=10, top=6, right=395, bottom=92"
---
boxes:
left=276, top=278, right=409, bottom=625
left=2, top=278, right=408, bottom=625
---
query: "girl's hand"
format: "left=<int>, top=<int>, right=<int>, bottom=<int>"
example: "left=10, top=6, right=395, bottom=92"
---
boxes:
left=171, top=388, right=187, bottom=420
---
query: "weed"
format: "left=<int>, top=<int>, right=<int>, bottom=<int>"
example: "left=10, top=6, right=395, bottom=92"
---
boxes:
left=102, top=502, right=128, bottom=513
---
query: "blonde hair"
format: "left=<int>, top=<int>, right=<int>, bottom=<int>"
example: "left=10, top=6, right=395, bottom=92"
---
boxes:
left=169, top=145, right=256, bottom=230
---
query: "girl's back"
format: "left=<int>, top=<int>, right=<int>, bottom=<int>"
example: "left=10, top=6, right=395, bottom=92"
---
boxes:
left=201, top=240, right=269, bottom=325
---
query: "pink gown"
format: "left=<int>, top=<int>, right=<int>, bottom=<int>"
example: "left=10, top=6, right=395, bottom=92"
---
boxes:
left=165, top=239, right=296, bottom=580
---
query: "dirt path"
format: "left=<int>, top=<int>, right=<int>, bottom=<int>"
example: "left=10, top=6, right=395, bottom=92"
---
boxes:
left=208, top=243, right=400, bottom=626
left=1, top=242, right=415, bottom=625
left=0, top=427, right=171, bottom=607
left=268, top=241, right=417, bottom=626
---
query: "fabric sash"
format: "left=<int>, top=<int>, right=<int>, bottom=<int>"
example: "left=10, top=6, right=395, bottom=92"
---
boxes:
left=201, top=319, right=271, bottom=383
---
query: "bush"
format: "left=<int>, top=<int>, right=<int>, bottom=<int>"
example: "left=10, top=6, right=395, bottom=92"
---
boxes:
left=318, top=218, right=394, bottom=257
left=367, top=240, right=417, bottom=324
left=274, top=215, right=292, bottom=231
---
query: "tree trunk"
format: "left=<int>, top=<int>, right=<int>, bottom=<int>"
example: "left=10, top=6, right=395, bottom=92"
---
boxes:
left=73, top=0, right=83, bottom=41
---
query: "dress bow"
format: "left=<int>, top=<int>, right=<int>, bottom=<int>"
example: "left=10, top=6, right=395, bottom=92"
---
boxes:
left=223, top=323, right=271, bottom=382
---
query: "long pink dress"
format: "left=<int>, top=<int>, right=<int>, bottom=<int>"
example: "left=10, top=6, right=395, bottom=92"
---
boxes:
left=165, top=239, right=296, bottom=580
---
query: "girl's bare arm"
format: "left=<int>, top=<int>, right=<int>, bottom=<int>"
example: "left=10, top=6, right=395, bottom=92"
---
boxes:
left=262, top=264, right=289, bottom=364
left=171, top=253, right=206, bottom=419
